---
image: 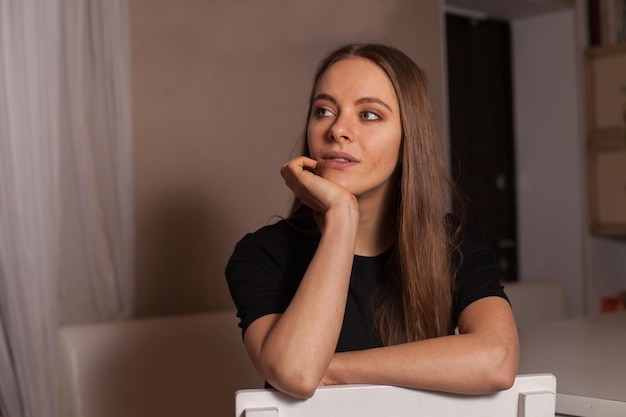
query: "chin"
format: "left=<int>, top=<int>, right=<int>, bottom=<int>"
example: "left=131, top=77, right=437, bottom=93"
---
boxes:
left=319, top=172, right=352, bottom=190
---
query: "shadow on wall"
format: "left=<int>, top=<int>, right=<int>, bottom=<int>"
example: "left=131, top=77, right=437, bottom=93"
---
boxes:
left=134, top=189, right=235, bottom=317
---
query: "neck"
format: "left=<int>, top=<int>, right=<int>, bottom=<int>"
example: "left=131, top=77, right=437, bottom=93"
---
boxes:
left=353, top=192, right=396, bottom=257
left=311, top=179, right=399, bottom=257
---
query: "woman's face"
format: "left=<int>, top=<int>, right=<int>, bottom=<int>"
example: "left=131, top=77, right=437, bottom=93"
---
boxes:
left=307, top=57, right=402, bottom=205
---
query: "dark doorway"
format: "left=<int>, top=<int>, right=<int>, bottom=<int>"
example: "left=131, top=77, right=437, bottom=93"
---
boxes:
left=446, top=13, right=518, bottom=281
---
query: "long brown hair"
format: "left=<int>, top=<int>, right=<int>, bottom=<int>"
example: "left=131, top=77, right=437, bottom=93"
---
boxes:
left=290, top=44, right=464, bottom=345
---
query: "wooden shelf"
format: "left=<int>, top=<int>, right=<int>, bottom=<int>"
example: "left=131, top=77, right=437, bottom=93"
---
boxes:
left=587, top=41, right=626, bottom=56
left=588, top=137, right=626, bottom=235
left=585, top=42, right=626, bottom=136
left=585, top=43, right=626, bottom=236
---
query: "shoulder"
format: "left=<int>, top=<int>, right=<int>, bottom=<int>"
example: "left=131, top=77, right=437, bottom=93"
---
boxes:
left=233, top=216, right=318, bottom=254
left=226, top=216, right=319, bottom=275
left=446, top=215, right=494, bottom=268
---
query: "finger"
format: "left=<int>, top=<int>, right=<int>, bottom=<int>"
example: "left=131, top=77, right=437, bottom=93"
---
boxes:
left=281, top=156, right=317, bottom=178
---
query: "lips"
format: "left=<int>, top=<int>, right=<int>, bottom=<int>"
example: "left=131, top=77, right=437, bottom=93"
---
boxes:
left=320, top=151, right=359, bottom=169
left=322, top=151, right=358, bottom=163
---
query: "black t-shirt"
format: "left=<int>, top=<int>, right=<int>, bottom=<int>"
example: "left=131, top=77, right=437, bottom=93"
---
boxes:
left=225, top=216, right=506, bottom=351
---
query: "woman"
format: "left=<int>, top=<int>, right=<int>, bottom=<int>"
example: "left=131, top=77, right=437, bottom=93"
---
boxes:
left=226, top=43, right=519, bottom=399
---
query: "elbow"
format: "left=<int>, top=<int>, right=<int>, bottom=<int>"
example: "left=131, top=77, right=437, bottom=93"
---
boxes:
left=281, top=379, right=318, bottom=399
left=252, top=342, right=327, bottom=399
left=266, top=364, right=321, bottom=399
left=483, top=344, right=519, bottom=392
left=487, top=363, right=517, bottom=391
left=289, top=385, right=318, bottom=399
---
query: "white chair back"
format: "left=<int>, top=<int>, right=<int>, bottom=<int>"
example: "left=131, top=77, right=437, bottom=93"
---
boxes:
left=236, top=373, right=556, bottom=417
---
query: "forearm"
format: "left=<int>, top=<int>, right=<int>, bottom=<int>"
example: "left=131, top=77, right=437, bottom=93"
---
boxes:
left=327, top=333, right=518, bottom=394
left=249, top=207, right=359, bottom=397
left=324, top=297, right=520, bottom=394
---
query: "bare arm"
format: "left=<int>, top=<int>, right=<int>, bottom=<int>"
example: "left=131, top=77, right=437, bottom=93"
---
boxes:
left=322, top=296, right=520, bottom=394
left=243, top=156, right=359, bottom=398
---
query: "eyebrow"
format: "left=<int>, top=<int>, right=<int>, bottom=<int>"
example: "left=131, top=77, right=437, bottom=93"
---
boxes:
left=312, top=93, right=394, bottom=113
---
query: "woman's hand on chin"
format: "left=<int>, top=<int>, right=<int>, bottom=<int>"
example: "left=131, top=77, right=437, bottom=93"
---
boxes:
left=281, top=156, right=358, bottom=217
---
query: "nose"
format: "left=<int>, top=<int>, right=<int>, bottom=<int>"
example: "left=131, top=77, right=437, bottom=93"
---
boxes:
left=329, top=114, right=353, bottom=142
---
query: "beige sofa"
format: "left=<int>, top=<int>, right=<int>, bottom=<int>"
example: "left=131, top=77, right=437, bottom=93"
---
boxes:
left=58, top=282, right=567, bottom=417
left=58, top=310, right=263, bottom=417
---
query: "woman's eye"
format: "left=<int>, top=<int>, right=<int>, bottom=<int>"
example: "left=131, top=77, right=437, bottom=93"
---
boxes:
left=361, top=110, right=380, bottom=121
left=314, top=107, right=334, bottom=117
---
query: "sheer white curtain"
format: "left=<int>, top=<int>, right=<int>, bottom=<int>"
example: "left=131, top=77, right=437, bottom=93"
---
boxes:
left=0, top=2, right=62, bottom=416
left=0, top=0, right=133, bottom=416
left=59, top=0, right=134, bottom=323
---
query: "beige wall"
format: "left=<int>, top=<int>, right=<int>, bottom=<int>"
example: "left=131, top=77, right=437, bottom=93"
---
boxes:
left=130, top=0, right=446, bottom=316
left=512, top=10, right=586, bottom=316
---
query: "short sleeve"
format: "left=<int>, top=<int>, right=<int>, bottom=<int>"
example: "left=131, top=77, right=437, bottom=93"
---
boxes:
left=225, top=219, right=318, bottom=336
left=226, top=235, right=290, bottom=335
left=452, top=223, right=508, bottom=324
